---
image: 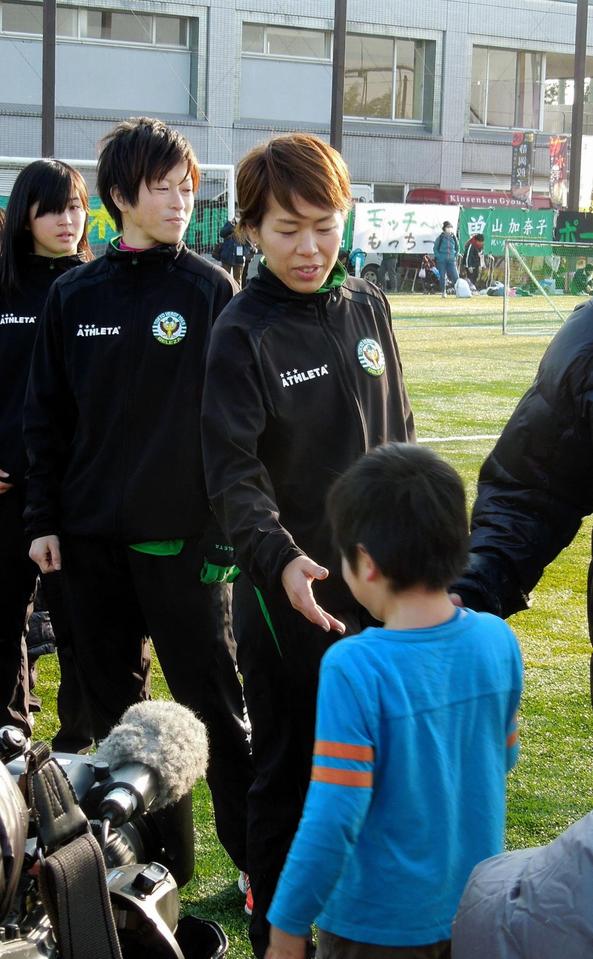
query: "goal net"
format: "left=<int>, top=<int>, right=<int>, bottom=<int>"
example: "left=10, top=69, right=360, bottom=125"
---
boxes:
left=0, top=156, right=234, bottom=259
left=502, top=239, right=593, bottom=335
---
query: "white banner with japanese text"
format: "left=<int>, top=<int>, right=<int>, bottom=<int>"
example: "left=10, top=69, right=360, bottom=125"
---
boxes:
left=352, top=204, right=460, bottom=255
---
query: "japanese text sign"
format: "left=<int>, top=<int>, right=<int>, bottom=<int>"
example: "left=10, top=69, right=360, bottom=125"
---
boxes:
left=352, top=204, right=460, bottom=254
left=459, top=208, right=555, bottom=255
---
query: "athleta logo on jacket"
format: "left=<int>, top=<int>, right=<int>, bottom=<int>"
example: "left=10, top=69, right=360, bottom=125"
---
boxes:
left=0, top=312, right=36, bottom=325
left=77, top=324, right=121, bottom=337
left=152, top=311, right=187, bottom=346
left=280, top=365, right=329, bottom=388
left=357, top=338, right=385, bottom=377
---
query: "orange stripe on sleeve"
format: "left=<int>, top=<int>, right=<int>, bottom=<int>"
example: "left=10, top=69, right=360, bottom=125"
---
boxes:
left=312, top=766, right=373, bottom=788
left=506, top=730, right=518, bottom=748
left=314, top=740, right=375, bottom=762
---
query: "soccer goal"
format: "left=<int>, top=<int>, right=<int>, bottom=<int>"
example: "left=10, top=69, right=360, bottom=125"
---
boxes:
left=502, top=238, right=593, bottom=335
left=0, top=156, right=235, bottom=259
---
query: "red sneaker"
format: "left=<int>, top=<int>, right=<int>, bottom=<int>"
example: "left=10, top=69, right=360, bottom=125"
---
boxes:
left=244, top=877, right=253, bottom=916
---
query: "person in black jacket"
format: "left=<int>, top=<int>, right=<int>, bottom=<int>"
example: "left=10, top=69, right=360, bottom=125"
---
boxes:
left=24, top=118, right=252, bottom=873
left=462, top=233, right=484, bottom=287
left=220, top=217, right=246, bottom=286
left=201, top=133, right=415, bottom=957
left=0, top=159, right=94, bottom=749
left=451, top=300, right=593, bottom=697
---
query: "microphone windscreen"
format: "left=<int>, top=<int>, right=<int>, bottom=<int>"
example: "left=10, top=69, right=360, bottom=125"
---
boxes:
left=96, top=700, right=209, bottom=809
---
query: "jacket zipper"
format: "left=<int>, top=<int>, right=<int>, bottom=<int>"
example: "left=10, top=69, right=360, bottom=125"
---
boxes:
left=115, top=261, right=140, bottom=538
left=316, top=294, right=368, bottom=450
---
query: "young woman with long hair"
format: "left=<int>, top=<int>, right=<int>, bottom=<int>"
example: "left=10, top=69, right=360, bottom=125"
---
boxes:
left=0, top=159, right=94, bottom=747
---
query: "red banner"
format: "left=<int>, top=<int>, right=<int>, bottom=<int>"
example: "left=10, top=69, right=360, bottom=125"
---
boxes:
left=549, top=136, right=569, bottom=209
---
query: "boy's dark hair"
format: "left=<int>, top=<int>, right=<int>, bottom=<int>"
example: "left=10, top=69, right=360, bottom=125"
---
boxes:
left=0, top=159, right=92, bottom=294
left=327, top=442, right=468, bottom=591
left=235, top=133, right=351, bottom=237
left=97, top=117, right=200, bottom=231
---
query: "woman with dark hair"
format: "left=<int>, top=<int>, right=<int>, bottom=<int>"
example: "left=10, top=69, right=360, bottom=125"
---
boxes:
left=0, top=159, right=94, bottom=747
left=433, top=220, right=459, bottom=297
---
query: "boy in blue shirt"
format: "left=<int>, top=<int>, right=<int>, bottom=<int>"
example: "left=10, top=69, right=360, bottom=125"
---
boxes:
left=265, top=442, right=523, bottom=959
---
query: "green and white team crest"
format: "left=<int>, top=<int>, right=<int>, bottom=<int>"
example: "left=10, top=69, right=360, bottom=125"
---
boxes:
left=152, top=311, right=187, bottom=346
left=357, top=338, right=385, bottom=376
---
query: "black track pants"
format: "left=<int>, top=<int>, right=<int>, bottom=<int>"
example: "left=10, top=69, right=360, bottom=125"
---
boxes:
left=0, top=489, right=35, bottom=731
left=0, top=487, right=99, bottom=747
left=60, top=536, right=252, bottom=870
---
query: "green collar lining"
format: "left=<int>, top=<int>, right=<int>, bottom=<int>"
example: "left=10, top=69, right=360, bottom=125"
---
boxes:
left=259, top=258, right=347, bottom=294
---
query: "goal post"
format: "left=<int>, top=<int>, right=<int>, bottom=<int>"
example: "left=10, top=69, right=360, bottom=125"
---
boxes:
left=0, top=156, right=235, bottom=259
left=502, top=238, right=593, bottom=335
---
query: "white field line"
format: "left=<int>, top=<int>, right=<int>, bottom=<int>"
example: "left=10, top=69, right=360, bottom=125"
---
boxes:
left=417, top=434, right=499, bottom=444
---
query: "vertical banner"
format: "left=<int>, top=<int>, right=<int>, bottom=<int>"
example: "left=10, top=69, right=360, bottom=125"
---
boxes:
left=579, top=135, right=593, bottom=211
left=549, top=135, right=569, bottom=209
left=511, top=131, right=534, bottom=204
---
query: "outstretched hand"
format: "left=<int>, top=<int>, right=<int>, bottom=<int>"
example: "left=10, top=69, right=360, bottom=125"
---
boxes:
left=281, top=556, right=346, bottom=634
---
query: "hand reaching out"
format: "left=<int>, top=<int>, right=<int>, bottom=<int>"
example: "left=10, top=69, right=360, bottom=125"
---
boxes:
left=281, top=556, right=345, bottom=634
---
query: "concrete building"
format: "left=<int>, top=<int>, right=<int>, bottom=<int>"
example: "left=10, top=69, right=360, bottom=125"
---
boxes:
left=0, top=0, right=591, bottom=200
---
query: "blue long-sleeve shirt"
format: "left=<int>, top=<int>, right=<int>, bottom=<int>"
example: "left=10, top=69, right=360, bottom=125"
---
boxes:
left=268, top=608, right=523, bottom=947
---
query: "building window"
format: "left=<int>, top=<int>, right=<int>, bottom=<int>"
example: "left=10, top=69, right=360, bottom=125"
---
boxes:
left=266, top=26, right=327, bottom=58
left=374, top=183, right=406, bottom=202
left=344, top=34, right=431, bottom=121
left=242, top=23, right=263, bottom=53
left=56, top=6, right=76, bottom=37
left=0, top=2, right=188, bottom=47
left=82, top=10, right=152, bottom=43
left=241, top=22, right=433, bottom=123
left=155, top=14, right=188, bottom=48
left=470, top=46, right=542, bottom=128
left=2, top=1, right=42, bottom=34
left=345, top=35, right=393, bottom=118
left=544, top=52, right=593, bottom=134
left=241, top=23, right=331, bottom=59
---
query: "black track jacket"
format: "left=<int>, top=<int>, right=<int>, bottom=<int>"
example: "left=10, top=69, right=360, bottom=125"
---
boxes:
left=453, top=301, right=593, bottom=640
left=0, top=254, right=83, bottom=487
left=202, top=264, right=415, bottom=611
left=24, top=242, right=236, bottom=542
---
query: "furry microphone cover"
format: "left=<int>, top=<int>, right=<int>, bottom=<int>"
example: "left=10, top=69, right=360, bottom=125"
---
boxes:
left=96, top=700, right=209, bottom=808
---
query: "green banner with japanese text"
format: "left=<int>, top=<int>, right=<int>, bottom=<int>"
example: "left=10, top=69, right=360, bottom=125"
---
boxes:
left=459, top=208, right=555, bottom=256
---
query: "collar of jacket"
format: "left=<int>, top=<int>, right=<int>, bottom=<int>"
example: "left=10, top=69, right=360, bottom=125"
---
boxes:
left=249, top=260, right=348, bottom=305
left=25, top=252, right=85, bottom=274
left=3, top=253, right=84, bottom=300
left=107, top=238, right=186, bottom=265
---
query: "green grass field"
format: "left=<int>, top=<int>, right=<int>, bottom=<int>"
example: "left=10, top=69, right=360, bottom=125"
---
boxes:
left=31, top=296, right=593, bottom=956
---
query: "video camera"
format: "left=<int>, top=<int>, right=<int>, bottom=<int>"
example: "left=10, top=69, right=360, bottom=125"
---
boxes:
left=0, top=701, right=228, bottom=959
